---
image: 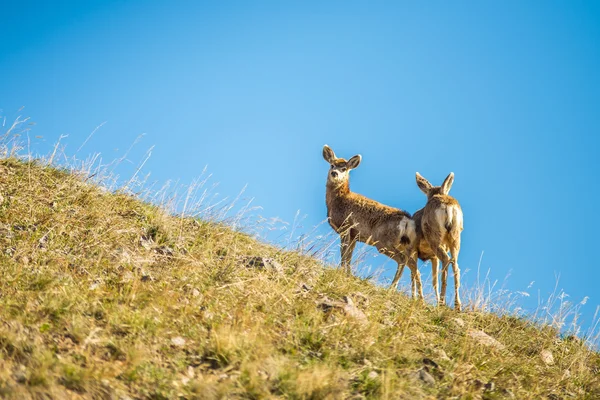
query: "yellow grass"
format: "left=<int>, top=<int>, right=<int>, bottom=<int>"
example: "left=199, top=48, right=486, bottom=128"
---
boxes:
left=0, top=152, right=598, bottom=398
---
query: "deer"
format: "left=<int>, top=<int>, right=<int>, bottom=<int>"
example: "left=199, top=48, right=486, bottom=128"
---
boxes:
left=322, top=145, right=423, bottom=299
left=414, top=172, right=464, bottom=310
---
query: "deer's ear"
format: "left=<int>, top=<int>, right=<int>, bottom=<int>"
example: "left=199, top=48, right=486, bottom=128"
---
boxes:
left=415, top=172, right=432, bottom=195
left=441, top=172, right=454, bottom=195
left=323, top=145, right=336, bottom=163
left=347, top=155, right=362, bottom=170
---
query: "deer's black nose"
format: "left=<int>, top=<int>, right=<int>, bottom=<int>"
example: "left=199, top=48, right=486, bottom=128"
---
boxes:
left=331, top=171, right=338, bottom=178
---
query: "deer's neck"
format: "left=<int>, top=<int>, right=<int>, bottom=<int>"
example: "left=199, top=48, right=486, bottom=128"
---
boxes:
left=326, top=180, right=350, bottom=210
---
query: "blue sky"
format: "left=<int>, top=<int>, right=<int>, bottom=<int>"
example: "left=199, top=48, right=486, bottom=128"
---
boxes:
left=2, top=1, right=600, bottom=334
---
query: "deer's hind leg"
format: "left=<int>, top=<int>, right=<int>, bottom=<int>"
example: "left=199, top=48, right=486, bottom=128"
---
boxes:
left=390, top=262, right=405, bottom=291
left=449, top=235, right=462, bottom=311
left=425, top=227, right=451, bottom=306
left=391, top=251, right=423, bottom=299
left=431, top=258, right=440, bottom=305
left=381, top=246, right=404, bottom=291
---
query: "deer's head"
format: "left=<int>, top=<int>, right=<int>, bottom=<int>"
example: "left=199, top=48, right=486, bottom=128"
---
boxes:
left=322, top=145, right=361, bottom=187
left=415, top=172, right=454, bottom=200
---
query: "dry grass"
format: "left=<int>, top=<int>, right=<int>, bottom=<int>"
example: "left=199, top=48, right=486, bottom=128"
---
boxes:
left=0, top=130, right=598, bottom=398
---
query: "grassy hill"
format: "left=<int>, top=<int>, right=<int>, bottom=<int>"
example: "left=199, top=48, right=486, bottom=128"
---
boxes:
left=0, top=157, right=598, bottom=399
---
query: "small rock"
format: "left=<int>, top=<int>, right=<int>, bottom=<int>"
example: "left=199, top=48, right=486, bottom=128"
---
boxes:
left=353, top=292, right=369, bottom=306
left=484, top=381, right=495, bottom=392
left=13, top=370, right=27, bottom=384
left=499, top=388, right=516, bottom=399
left=317, top=297, right=336, bottom=312
left=467, top=329, right=505, bottom=350
left=433, top=348, right=451, bottom=361
left=243, top=256, right=284, bottom=273
left=562, top=370, right=571, bottom=379
left=540, top=349, right=554, bottom=365
left=38, top=234, right=49, bottom=249
left=301, top=283, right=313, bottom=292
left=191, top=288, right=200, bottom=297
left=418, top=369, right=435, bottom=386
left=121, top=271, right=134, bottom=283
left=171, top=337, right=186, bottom=347
left=342, top=296, right=368, bottom=324
left=367, top=371, right=379, bottom=380
left=187, top=366, right=195, bottom=378
left=472, top=379, right=484, bottom=390
left=156, top=246, right=174, bottom=256
left=140, top=270, right=154, bottom=282
left=13, top=224, right=27, bottom=232
left=257, top=370, right=269, bottom=379
left=316, top=296, right=368, bottom=325
left=452, top=317, right=465, bottom=328
left=139, top=236, right=153, bottom=250
left=217, top=373, right=228, bottom=382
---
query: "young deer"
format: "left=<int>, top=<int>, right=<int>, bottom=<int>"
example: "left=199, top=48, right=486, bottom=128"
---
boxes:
left=414, top=172, right=464, bottom=310
left=391, top=210, right=445, bottom=305
left=322, top=145, right=423, bottom=298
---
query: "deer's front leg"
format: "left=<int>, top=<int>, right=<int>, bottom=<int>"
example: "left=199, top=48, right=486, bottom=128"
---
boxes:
left=408, top=256, right=424, bottom=300
left=340, top=234, right=357, bottom=275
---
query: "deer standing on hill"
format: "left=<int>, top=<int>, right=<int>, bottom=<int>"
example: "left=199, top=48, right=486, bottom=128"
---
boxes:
left=414, top=172, right=464, bottom=310
left=322, top=145, right=423, bottom=299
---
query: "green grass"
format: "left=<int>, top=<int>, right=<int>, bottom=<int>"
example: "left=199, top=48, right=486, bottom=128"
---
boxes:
left=0, top=157, right=598, bottom=399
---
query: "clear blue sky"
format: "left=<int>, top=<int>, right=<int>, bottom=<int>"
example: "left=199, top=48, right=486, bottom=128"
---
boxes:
left=3, top=1, right=600, bottom=335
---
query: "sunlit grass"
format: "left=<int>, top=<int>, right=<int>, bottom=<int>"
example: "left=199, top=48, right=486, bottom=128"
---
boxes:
left=0, top=115, right=598, bottom=398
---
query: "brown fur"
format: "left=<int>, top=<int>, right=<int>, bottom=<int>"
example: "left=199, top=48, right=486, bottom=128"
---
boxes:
left=415, top=172, right=464, bottom=310
left=322, top=145, right=423, bottom=298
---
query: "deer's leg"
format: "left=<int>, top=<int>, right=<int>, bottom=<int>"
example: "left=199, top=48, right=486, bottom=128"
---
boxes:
left=390, top=245, right=415, bottom=291
left=435, top=250, right=450, bottom=307
left=340, top=233, right=357, bottom=275
left=450, top=237, right=462, bottom=311
left=390, top=262, right=405, bottom=291
left=408, top=255, right=424, bottom=300
left=431, top=257, right=440, bottom=305
left=427, top=234, right=450, bottom=306
left=394, top=251, right=421, bottom=299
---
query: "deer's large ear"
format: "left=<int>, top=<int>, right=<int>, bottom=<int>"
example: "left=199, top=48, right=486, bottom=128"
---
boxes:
left=416, top=172, right=432, bottom=195
left=323, top=145, right=336, bottom=163
left=347, top=155, right=362, bottom=170
left=441, top=172, right=454, bottom=195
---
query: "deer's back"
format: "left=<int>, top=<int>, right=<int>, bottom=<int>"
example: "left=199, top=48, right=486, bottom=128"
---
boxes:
left=328, top=192, right=413, bottom=247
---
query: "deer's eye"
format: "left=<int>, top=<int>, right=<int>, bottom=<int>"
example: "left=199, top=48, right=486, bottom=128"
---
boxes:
left=340, top=167, right=347, bottom=172
left=330, top=165, right=334, bottom=169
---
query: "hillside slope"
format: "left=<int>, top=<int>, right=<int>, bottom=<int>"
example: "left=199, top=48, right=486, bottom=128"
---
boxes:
left=0, top=158, right=598, bottom=399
